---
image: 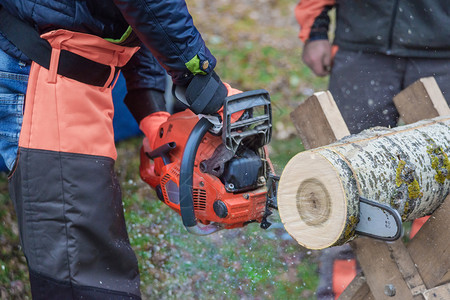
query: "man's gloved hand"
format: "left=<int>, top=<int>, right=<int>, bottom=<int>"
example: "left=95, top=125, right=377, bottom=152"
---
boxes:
left=172, top=71, right=246, bottom=134
left=139, top=111, right=170, bottom=188
left=173, top=70, right=228, bottom=115
left=139, top=111, right=170, bottom=151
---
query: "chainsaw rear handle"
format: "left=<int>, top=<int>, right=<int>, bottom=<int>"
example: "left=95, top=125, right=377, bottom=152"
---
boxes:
left=146, top=142, right=176, bottom=165
left=179, top=117, right=223, bottom=235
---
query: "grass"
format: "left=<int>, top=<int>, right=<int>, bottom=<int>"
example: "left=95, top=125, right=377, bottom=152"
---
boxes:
left=114, top=136, right=319, bottom=299
left=0, top=173, right=31, bottom=299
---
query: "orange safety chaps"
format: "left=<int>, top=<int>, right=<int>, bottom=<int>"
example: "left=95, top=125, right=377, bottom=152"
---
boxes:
left=8, top=29, right=141, bottom=299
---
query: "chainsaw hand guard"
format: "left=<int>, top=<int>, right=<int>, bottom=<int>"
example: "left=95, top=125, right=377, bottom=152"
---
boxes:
left=222, top=90, right=272, bottom=153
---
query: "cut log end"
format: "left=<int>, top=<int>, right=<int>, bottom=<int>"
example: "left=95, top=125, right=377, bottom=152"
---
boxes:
left=297, top=178, right=331, bottom=226
left=278, top=151, right=351, bottom=249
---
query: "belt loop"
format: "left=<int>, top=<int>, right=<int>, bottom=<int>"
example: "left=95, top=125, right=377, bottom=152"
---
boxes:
left=48, top=48, right=61, bottom=84
left=110, top=70, right=121, bottom=90
left=46, top=31, right=73, bottom=84
left=101, top=65, right=115, bottom=92
left=101, top=51, right=119, bottom=91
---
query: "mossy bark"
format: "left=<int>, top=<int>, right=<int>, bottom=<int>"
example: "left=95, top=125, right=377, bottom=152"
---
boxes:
left=278, top=116, right=450, bottom=249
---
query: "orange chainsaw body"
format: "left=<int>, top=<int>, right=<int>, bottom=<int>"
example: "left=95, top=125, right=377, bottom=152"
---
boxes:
left=140, top=109, right=268, bottom=229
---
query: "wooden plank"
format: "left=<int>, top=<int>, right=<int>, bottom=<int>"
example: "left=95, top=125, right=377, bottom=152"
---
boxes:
left=422, top=283, right=450, bottom=300
left=290, top=91, right=350, bottom=150
left=393, top=77, right=450, bottom=124
left=408, top=195, right=450, bottom=289
left=388, top=240, right=427, bottom=297
left=339, top=273, right=375, bottom=300
left=351, top=239, right=417, bottom=300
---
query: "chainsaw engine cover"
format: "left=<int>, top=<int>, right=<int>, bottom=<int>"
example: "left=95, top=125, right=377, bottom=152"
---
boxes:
left=221, top=148, right=263, bottom=192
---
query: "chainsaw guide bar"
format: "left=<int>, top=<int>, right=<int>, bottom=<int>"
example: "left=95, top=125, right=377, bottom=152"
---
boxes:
left=356, top=197, right=403, bottom=241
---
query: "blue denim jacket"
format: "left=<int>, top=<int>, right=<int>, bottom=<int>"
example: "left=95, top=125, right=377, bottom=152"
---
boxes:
left=0, top=49, right=29, bottom=171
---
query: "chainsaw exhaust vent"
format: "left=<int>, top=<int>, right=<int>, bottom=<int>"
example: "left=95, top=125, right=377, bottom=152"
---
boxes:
left=170, top=166, right=180, bottom=177
left=193, top=188, right=207, bottom=211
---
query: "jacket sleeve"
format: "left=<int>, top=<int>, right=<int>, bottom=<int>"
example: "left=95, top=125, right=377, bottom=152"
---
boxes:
left=113, top=0, right=215, bottom=86
left=121, top=46, right=168, bottom=123
left=295, top=0, right=335, bottom=43
left=121, top=46, right=166, bottom=93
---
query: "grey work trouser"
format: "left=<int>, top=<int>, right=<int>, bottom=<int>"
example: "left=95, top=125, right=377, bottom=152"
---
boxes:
left=329, top=50, right=450, bottom=134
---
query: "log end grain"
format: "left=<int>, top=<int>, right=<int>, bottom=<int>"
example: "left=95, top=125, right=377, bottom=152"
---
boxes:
left=278, top=151, right=353, bottom=249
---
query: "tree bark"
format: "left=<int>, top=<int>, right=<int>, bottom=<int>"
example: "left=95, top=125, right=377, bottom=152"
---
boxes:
left=278, top=116, right=450, bottom=249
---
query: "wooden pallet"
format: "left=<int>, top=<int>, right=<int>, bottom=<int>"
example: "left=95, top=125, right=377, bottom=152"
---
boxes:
left=289, top=77, right=450, bottom=300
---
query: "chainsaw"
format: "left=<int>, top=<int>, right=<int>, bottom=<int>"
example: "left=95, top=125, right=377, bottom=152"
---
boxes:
left=139, top=90, right=279, bottom=235
left=140, top=88, right=404, bottom=240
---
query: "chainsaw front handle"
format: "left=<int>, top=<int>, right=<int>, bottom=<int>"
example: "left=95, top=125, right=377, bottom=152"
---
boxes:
left=179, top=117, right=224, bottom=235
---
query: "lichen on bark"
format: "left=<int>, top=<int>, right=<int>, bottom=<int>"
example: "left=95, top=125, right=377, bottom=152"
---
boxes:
left=393, top=158, right=423, bottom=220
left=343, top=215, right=359, bottom=240
left=427, top=144, right=450, bottom=184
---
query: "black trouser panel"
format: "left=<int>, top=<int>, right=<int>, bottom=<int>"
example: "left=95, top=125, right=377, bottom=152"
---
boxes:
left=9, top=148, right=141, bottom=298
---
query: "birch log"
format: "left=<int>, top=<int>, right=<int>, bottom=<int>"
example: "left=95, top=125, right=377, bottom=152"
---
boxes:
left=278, top=116, right=450, bottom=250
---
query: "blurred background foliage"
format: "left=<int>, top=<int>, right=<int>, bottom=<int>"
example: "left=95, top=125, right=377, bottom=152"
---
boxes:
left=0, top=0, right=330, bottom=299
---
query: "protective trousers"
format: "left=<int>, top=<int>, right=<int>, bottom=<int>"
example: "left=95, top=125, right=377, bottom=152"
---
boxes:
left=329, top=49, right=450, bottom=134
left=8, top=29, right=141, bottom=299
